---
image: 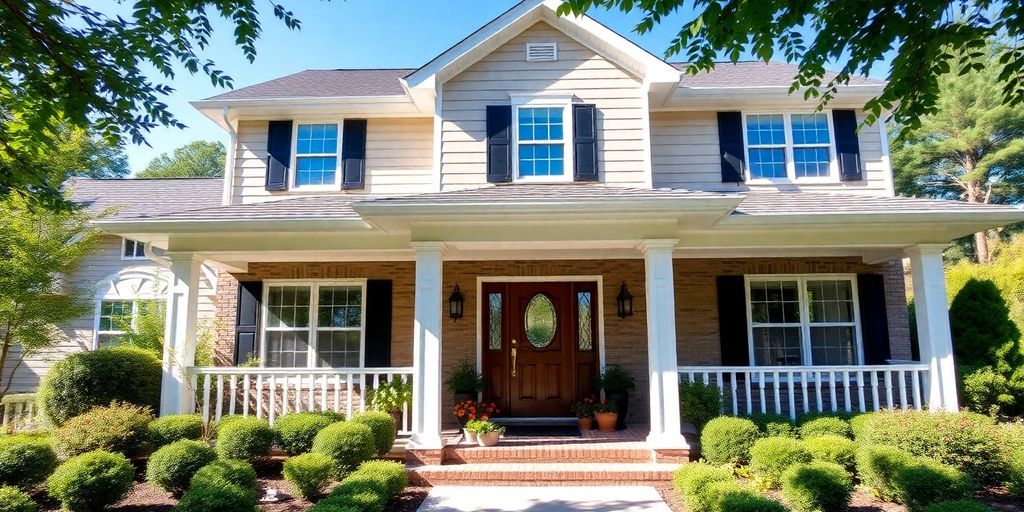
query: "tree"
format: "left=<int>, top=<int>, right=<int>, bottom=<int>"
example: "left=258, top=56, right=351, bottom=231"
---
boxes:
left=0, top=1, right=310, bottom=206
left=137, top=140, right=225, bottom=179
left=557, top=1, right=1024, bottom=130
left=891, top=48, right=1024, bottom=263
left=54, top=125, right=130, bottom=180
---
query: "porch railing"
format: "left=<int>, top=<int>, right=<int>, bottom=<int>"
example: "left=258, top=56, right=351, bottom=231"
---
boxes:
left=677, top=364, right=930, bottom=420
left=186, top=367, right=414, bottom=434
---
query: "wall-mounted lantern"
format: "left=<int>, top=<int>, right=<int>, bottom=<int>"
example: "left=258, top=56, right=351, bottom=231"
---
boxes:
left=616, top=282, right=633, bottom=319
left=448, top=285, right=465, bottom=321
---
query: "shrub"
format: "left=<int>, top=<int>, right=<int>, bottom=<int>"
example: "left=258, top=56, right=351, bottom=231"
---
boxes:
left=0, top=486, right=36, bottom=512
left=849, top=413, right=873, bottom=441
left=349, top=411, right=396, bottom=456
left=700, top=416, right=760, bottom=465
left=51, top=401, right=152, bottom=458
left=948, top=278, right=1023, bottom=375
left=444, top=360, right=484, bottom=394
left=176, top=478, right=256, bottom=512
left=191, top=460, right=257, bottom=493
left=311, top=422, right=376, bottom=474
left=922, top=501, right=995, bottom=512
left=147, top=415, right=204, bottom=448
left=284, top=453, right=335, bottom=500
left=1009, top=446, right=1023, bottom=498
left=718, top=491, right=788, bottom=512
left=595, top=364, right=635, bottom=392
left=211, top=415, right=242, bottom=438
left=0, top=435, right=57, bottom=490
left=39, top=347, right=161, bottom=425
left=781, top=461, right=853, bottom=512
left=892, top=458, right=975, bottom=512
left=749, top=413, right=797, bottom=438
left=145, top=440, right=217, bottom=495
left=215, top=417, right=273, bottom=461
left=273, top=413, right=337, bottom=456
left=351, top=460, right=407, bottom=497
left=672, top=461, right=734, bottom=512
left=749, top=436, right=811, bottom=489
left=855, top=444, right=914, bottom=500
left=804, top=435, right=857, bottom=473
left=799, top=417, right=851, bottom=439
left=46, top=450, right=134, bottom=512
left=679, top=381, right=721, bottom=432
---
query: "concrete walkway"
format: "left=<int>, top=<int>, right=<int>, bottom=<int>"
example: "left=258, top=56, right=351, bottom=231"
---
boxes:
left=417, top=486, right=672, bottom=511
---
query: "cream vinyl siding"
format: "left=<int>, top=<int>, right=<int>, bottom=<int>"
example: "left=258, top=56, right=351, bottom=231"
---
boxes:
left=0, top=236, right=217, bottom=394
left=230, top=118, right=433, bottom=204
left=440, top=22, right=647, bottom=190
left=651, top=110, right=892, bottom=195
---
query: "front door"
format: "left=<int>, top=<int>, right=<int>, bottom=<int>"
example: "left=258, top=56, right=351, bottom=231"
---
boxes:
left=481, top=281, right=599, bottom=417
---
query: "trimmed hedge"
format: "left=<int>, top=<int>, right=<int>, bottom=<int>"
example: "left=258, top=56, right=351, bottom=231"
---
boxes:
left=0, top=435, right=57, bottom=490
left=748, top=413, right=797, bottom=438
left=349, top=411, right=396, bottom=456
left=215, top=417, right=273, bottom=461
left=799, top=417, right=852, bottom=439
left=309, top=459, right=407, bottom=512
left=922, top=501, right=995, bottom=512
left=749, top=436, right=811, bottom=489
left=39, top=347, right=161, bottom=425
left=672, top=461, right=734, bottom=512
left=284, top=453, right=335, bottom=500
left=804, top=435, right=857, bottom=473
left=190, top=460, right=258, bottom=494
left=176, top=477, right=257, bottom=512
left=147, top=415, right=204, bottom=448
left=680, top=380, right=722, bottom=432
left=273, top=413, right=337, bottom=456
left=46, top=450, right=134, bottom=512
left=718, top=490, right=788, bottom=512
left=1008, top=446, right=1023, bottom=498
left=892, top=458, right=976, bottom=512
left=0, top=486, right=37, bottom=512
left=311, top=422, right=376, bottom=475
left=700, top=416, right=760, bottom=466
left=855, top=444, right=914, bottom=500
left=52, top=402, right=152, bottom=458
left=145, top=440, right=217, bottom=496
left=781, top=462, right=853, bottom=512
left=849, top=413, right=873, bottom=441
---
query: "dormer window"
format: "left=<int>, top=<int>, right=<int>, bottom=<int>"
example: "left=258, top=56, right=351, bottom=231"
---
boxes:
left=743, top=112, right=837, bottom=182
left=292, top=122, right=340, bottom=189
left=512, top=96, right=574, bottom=182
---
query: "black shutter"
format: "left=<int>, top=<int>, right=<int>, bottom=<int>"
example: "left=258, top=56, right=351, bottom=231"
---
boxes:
left=858, top=274, right=892, bottom=364
left=341, top=119, right=367, bottom=190
left=364, top=280, right=392, bottom=368
left=486, top=105, right=513, bottom=183
left=717, top=112, right=746, bottom=183
left=265, top=121, right=292, bottom=191
left=833, top=110, right=863, bottom=181
left=717, top=275, right=750, bottom=365
left=234, top=281, right=262, bottom=365
left=573, top=104, right=598, bottom=181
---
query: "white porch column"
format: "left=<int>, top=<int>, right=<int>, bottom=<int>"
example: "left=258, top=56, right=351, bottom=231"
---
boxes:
left=641, top=239, right=689, bottom=449
left=905, top=245, right=960, bottom=410
left=160, top=253, right=202, bottom=416
left=408, top=242, right=445, bottom=449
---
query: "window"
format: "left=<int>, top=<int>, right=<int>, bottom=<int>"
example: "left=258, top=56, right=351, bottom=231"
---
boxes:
left=513, top=101, right=571, bottom=181
left=95, top=299, right=165, bottom=348
left=744, top=112, right=835, bottom=181
left=263, top=281, right=365, bottom=368
left=293, top=123, right=339, bottom=189
left=121, top=238, right=146, bottom=259
left=747, top=276, right=861, bottom=367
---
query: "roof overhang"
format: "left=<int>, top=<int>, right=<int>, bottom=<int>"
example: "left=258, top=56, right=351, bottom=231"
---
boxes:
left=659, top=85, right=888, bottom=111
left=191, top=95, right=426, bottom=129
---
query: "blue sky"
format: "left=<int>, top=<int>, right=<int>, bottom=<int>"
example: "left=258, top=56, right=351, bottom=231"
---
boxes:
left=124, top=0, right=890, bottom=173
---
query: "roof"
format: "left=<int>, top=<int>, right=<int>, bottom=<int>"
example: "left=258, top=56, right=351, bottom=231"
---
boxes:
left=204, top=69, right=415, bottom=101
left=366, top=183, right=732, bottom=204
left=69, top=178, right=223, bottom=219
left=134, top=195, right=362, bottom=222
left=674, top=61, right=886, bottom=88
left=733, top=191, right=1021, bottom=216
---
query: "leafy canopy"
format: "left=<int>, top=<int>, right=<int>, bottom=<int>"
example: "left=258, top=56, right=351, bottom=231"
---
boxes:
left=137, top=140, right=226, bottom=179
left=557, top=1, right=1024, bottom=129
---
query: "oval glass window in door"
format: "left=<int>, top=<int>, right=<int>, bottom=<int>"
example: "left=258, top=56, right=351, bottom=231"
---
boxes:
left=525, top=293, right=556, bottom=348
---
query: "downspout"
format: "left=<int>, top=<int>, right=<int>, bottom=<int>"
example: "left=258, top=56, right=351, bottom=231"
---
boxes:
left=221, top=107, right=237, bottom=206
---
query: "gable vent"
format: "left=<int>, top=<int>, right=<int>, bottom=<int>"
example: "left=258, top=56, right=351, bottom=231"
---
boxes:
left=526, top=42, right=557, bottom=62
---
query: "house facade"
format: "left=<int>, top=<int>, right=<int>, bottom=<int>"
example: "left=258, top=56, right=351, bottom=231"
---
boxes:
left=93, top=0, right=1023, bottom=457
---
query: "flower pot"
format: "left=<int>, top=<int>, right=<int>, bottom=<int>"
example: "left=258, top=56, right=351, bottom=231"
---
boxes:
left=476, top=431, right=501, bottom=446
left=578, top=417, right=593, bottom=431
left=463, top=429, right=478, bottom=444
left=606, top=391, right=629, bottom=429
left=595, top=412, right=618, bottom=432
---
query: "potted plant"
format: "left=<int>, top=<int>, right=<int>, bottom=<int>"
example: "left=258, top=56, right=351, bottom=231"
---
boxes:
left=571, top=396, right=596, bottom=430
left=463, top=419, right=483, bottom=444
left=596, top=364, right=635, bottom=430
left=445, top=360, right=484, bottom=404
left=593, top=400, right=618, bottom=432
left=453, top=400, right=500, bottom=427
left=368, top=378, right=413, bottom=432
left=472, top=420, right=505, bottom=447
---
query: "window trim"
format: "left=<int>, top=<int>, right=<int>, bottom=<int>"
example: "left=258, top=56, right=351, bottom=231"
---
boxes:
left=289, top=120, right=344, bottom=191
left=744, top=274, right=864, bottom=367
left=741, top=111, right=839, bottom=184
left=259, top=279, right=367, bottom=369
left=120, top=238, right=147, bottom=260
left=511, top=94, right=574, bottom=183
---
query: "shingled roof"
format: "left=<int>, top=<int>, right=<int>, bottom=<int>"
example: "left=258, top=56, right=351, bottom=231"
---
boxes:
left=69, top=178, right=223, bottom=219
left=673, top=61, right=886, bottom=88
left=204, top=69, right=415, bottom=101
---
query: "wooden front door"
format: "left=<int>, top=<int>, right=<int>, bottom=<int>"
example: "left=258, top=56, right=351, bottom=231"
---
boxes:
left=481, top=281, right=599, bottom=417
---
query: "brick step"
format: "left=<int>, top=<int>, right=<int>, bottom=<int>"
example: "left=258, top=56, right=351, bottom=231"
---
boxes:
left=407, top=462, right=682, bottom=486
left=442, top=444, right=655, bottom=464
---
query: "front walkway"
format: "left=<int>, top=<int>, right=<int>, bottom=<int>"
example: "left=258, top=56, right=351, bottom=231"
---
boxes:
left=417, top=486, right=672, bottom=511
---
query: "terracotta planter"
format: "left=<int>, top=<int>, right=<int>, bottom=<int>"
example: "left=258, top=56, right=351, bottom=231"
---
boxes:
left=595, top=412, right=618, bottom=432
left=578, top=417, right=593, bottom=430
left=607, top=391, right=629, bottom=429
left=477, top=431, right=501, bottom=446
left=463, top=429, right=478, bottom=444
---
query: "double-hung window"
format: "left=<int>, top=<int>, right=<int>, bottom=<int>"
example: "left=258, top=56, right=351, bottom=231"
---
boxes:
left=292, top=123, right=340, bottom=189
left=95, top=299, right=165, bottom=348
left=747, top=276, right=861, bottom=367
left=513, top=99, right=571, bottom=181
left=263, top=281, right=365, bottom=368
left=744, top=112, right=836, bottom=181
left=121, top=238, right=146, bottom=260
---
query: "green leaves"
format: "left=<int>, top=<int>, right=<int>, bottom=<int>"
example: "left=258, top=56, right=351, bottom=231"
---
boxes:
left=137, top=140, right=226, bottom=178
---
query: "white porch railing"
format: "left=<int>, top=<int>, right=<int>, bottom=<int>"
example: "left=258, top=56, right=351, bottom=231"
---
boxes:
left=186, top=367, right=414, bottom=434
left=677, top=364, right=930, bottom=420
left=1, top=394, right=44, bottom=432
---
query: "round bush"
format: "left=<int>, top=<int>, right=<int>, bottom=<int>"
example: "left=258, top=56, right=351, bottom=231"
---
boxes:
left=39, top=347, right=161, bottom=425
left=145, top=440, right=217, bottom=495
left=176, top=478, right=256, bottom=512
left=892, top=458, right=976, bottom=512
left=215, top=417, right=273, bottom=461
left=781, top=462, right=853, bottom=512
left=349, top=460, right=408, bottom=498
left=718, top=488, right=788, bottom=512
left=211, top=415, right=243, bottom=438
left=855, top=444, right=914, bottom=500
left=284, top=453, right=335, bottom=500
left=700, top=416, right=760, bottom=465
left=922, top=501, right=995, bottom=512
left=799, top=417, right=852, bottom=439
left=0, top=486, right=37, bottom=512
left=273, top=413, right=337, bottom=456
left=0, top=435, right=57, bottom=490
left=46, top=450, right=134, bottom=512
left=750, top=436, right=811, bottom=489
left=311, top=422, right=376, bottom=474
left=849, top=413, right=873, bottom=441
left=804, top=435, right=857, bottom=473
left=147, top=414, right=204, bottom=448
left=52, top=402, right=152, bottom=458
left=191, top=460, right=257, bottom=494
left=749, top=413, right=797, bottom=438
left=349, top=411, right=396, bottom=456
left=672, top=461, right=734, bottom=512
left=1007, top=446, right=1023, bottom=498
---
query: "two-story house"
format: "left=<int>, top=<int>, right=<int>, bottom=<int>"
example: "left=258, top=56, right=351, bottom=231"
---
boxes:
left=92, top=0, right=1023, bottom=460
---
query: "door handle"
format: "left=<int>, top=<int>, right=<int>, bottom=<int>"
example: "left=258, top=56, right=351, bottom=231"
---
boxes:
left=511, top=339, right=517, bottom=378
